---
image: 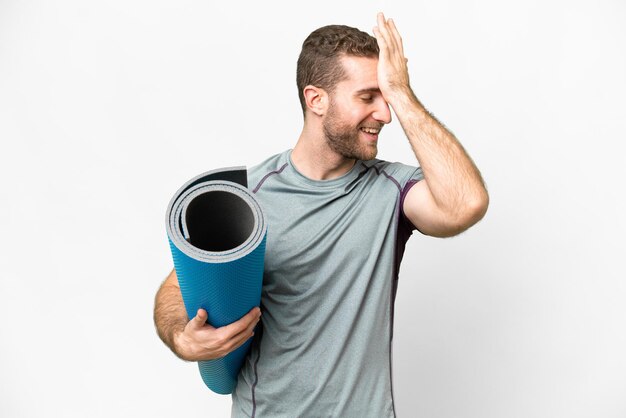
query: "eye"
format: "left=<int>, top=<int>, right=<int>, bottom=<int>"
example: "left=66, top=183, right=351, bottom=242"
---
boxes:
left=360, top=95, right=373, bottom=102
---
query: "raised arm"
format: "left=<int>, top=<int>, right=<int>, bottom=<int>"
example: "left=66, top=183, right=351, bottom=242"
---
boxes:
left=153, top=269, right=262, bottom=361
left=373, top=13, right=489, bottom=237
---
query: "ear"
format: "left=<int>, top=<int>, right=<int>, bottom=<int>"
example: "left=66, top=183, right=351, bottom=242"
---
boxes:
left=302, top=85, right=328, bottom=116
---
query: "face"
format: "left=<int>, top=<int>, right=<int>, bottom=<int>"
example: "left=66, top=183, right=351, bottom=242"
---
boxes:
left=322, top=55, right=392, bottom=161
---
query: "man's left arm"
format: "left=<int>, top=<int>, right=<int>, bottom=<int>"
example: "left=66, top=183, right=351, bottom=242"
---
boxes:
left=374, top=13, right=489, bottom=238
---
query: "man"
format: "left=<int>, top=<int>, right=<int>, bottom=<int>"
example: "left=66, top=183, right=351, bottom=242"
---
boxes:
left=154, top=12, right=488, bottom=417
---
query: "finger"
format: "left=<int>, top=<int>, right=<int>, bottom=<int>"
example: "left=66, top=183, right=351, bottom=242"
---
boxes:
left=375, top=12, right=392, bottom=45
left=387, top=18, right=404, bottom=56
left=218, top=307, right=261, bottom=339
left=223, top=327, right=257, bottom=355
left=237, top=309, right=261, bottom=335
left=372, top=26, right=389, bottom=56
left=376, top=12, right=387, bottom=34
left=219, top=313, right=261, bottom=354
left=377, top=12, right=399, bottom=52
left=383, top=17, right=401, bottom=55
left=190, top=308, right=209, bottom=329
left=231, top=318, right=261, bottom=343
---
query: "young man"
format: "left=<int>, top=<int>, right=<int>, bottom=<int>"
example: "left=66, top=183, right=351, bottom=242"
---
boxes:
left=154, top=13, right=488, bottom=417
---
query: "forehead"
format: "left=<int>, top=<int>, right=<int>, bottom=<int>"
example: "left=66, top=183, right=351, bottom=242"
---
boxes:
left=337, top=55, right=379, bottom=91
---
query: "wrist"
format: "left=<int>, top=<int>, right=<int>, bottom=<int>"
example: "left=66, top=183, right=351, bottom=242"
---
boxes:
left=385, top=84, right=417, bottom=109
left=172, top=328, right=194, bottom=361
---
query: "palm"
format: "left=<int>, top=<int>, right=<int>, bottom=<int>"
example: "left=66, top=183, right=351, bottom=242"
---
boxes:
left=373, top=13, right=410, bottom=101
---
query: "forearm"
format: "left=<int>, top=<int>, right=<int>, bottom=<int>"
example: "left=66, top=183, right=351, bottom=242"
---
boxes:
left=390, top=87, right=488, bottom=217
left=153, top=271, right=188, bottom=359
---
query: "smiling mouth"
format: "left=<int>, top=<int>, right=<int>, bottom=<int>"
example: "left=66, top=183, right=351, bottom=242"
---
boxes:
left=359, top=126, right=382, bottom=142
left=359, top=126, right=381, bottom=135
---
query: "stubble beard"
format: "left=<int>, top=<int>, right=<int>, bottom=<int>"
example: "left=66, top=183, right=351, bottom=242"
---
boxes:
left=322, top=101, right=378, bottom=161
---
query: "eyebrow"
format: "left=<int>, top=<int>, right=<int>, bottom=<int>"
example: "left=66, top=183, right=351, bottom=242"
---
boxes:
left=354, top=87, right=381, bottom=95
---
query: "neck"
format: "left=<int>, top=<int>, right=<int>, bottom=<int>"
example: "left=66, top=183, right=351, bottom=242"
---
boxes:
left=291, top=121, right=356, bottom=181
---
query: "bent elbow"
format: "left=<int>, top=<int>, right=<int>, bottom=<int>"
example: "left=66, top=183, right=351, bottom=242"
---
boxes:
left=460, top=191, right=490, bottom=230
left=472, top=190, right=490, bottom=221
left=444, top=192, right=489, bottom=237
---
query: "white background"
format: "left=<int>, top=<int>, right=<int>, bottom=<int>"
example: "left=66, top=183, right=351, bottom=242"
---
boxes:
left=1, top=0, right=625, bottom=417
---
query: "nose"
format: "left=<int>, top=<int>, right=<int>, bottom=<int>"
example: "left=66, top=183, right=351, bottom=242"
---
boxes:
left=373, top=99, right=392, bottom=124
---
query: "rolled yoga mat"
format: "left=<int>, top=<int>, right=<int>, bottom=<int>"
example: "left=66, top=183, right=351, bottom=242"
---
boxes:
left=165, top=167, right=267, bottom=394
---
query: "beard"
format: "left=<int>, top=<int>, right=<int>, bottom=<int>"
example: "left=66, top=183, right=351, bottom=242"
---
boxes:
left=322, top=101, right=379, bottom=161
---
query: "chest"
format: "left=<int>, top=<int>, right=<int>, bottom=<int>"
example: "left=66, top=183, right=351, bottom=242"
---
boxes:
left=255, top=180, right=399, bottom=295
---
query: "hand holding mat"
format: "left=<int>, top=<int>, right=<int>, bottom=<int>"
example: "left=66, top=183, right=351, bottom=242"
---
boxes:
left=165, top=167, right=267, bottom=394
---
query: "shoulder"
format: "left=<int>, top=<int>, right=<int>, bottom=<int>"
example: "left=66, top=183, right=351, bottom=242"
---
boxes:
left=359, top=158, right=424, bottom=190
left=248, top=150, right=290, bottom=191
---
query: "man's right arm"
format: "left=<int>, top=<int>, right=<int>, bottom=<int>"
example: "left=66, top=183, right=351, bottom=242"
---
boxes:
left=153, top=269, right=261, bottom=361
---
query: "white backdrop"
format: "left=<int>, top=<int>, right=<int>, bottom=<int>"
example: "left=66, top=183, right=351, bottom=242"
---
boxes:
left=1, top=1, right=625, bottom=417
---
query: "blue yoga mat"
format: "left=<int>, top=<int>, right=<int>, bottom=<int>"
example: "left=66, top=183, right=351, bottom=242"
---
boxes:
left=165, top=167, right=267, bottom=394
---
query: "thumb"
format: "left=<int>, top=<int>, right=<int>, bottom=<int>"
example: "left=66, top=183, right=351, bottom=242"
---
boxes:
left=190, top=308, right=208, bottom=328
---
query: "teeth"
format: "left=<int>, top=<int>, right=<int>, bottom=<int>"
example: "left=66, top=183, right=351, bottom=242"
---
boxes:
left=360, top=127, right=380, bottom=134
